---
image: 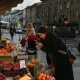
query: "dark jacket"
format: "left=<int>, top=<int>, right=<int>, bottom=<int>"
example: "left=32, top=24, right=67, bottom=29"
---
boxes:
left=40, top=32, right=74, bottom=80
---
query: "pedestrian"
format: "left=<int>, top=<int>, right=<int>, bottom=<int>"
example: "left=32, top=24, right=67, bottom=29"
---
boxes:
left=13, top=27, right=16, bottom=35
left=75, top=29, right=79, bottom=39
left=36, top=26, right=74, bottom=80
left=9, top=27, right=14, bottom=39
left=53, top=26, right=58, bottom=35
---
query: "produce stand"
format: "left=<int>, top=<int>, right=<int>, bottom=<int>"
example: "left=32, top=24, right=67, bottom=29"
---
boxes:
left=0, top=39, right=55, bottom=80
left=0, top=60, right=33, bottom=80
left=15, top=44, right=56, bottom=80
left=0, top=39, right=33, bottom=80
left=15, top=44, right=28, bottom=62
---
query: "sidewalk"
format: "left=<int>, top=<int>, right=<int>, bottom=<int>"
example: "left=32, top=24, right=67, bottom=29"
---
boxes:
left=2, top=31, right=80, bottom=80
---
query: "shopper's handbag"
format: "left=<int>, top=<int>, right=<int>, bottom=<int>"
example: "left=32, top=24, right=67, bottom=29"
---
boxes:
left=67, top=47, right=76, bottom=60
left=67, top=47, right=76, bottom=64
left=58, top=47, right=76, bottom=64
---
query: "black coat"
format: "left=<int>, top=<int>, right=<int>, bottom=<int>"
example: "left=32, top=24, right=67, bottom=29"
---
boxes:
left=40, top=32, right=74, bottom=80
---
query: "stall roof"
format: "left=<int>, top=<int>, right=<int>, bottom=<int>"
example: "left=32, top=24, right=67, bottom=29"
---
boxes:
left=0, top=21, right=9, bottom=24
left=0, top=0, right=23, bottom=15
left=47, top=22, right=79, bottom=27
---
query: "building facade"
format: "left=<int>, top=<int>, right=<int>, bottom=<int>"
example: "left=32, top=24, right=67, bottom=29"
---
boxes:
left=41, top=0, right=80, bottom=27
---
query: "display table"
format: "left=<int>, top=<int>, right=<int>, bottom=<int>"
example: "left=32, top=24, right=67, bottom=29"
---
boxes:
left=17, top=53, right=28, bottom=61
left=0, top=61, right=33, bottom=80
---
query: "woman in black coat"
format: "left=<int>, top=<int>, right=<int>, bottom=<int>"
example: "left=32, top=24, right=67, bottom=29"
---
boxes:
left=36, top=26, right=74, bottom=80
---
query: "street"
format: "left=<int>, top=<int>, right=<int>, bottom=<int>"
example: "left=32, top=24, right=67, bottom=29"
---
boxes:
left=2, top=30, right=80, bottom=80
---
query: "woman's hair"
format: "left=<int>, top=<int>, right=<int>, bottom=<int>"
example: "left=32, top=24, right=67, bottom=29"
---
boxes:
left=27, top=23, right=33, bottom=29
left=26, top=23, right=35, bottom=37
left=37, top=26, right=49, bottom=33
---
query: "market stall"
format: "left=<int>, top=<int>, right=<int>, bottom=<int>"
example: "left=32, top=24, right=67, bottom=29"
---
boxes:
left=0, top=38, right=33, bottom=80
left=0, top=38, right=55, bottom=80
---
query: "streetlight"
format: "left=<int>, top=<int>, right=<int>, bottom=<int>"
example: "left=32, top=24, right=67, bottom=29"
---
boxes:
left=64, top=19, right=68, bottom=44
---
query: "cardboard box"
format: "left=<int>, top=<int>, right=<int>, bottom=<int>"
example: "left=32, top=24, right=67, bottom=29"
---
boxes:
left=19, top=75, right=33, bottom=80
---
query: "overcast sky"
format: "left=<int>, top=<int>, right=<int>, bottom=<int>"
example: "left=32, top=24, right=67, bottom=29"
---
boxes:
left=12, top=0, right=41, bottom=10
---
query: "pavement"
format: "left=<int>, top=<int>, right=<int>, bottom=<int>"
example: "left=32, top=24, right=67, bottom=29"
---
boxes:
left=1, top=30, right=80, bottom=80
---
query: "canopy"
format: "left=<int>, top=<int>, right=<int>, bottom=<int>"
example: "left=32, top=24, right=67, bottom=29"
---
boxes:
left=0, top=0, right=23, bottom=15
left=0, top=21, right=9, bottom=24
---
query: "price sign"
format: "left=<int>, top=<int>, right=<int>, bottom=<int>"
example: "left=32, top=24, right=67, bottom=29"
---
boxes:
left=20, top=60, right=26, bottom=69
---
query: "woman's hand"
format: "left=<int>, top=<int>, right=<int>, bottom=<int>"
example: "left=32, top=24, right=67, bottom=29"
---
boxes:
left=35, top=40, right=43, bottom=48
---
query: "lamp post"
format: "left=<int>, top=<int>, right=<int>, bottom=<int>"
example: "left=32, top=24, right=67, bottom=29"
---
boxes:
left=64, top=20, right=68, bottom=44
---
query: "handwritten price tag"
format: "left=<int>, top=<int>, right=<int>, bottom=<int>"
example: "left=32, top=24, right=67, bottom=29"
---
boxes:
left=20, top=60, right=26, bottom=69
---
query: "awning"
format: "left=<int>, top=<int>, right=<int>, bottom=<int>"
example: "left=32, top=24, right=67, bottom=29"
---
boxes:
left=47, top=22, right=79, bottom=27
left=0, top=21, right=9, bottom=24
left=0, top=0, right=23, bottom=15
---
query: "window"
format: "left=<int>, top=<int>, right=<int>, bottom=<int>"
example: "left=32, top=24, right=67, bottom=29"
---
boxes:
left=71, top=0, right=75, bottom=4
left=55, top=6, right=58, bottom=13
left=67, top=1, right=70, bottom=8
left=78, top=10, right=80, bottom=17
left=71, top=12, right=76, bottom=18
left=76, top=10, right=79, bottom=17
left=76, top=0, right=80, bottom=3
left=63, top=1, right=66, bottom=11
left=60, top=3, right=62, bottom=10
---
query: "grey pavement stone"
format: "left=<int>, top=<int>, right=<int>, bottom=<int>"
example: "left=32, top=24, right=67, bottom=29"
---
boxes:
left=73, top=67, right=80, bottom=80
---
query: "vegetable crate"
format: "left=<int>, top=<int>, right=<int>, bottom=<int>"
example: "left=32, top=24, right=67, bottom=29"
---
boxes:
left=0, top=53, right=14, bottom=63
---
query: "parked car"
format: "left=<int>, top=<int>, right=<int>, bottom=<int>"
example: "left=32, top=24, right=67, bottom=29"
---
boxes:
left=16, top=28, right=22, bottom=34
left=22, top=28, right=26, bottom=35
left=16, top=28, right=26, bottom=34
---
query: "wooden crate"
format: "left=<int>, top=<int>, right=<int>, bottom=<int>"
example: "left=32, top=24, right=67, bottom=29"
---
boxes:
left=0, top=53, right=14, bottom=63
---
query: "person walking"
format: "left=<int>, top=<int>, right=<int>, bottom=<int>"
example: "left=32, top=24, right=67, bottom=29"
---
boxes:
left=9, top=27, right=14, bottom=39
left=13, top=27, right=16, bottom=35
left=75, top=29, right=79, bottom=39
left=36, top=26, right=74, bottom=80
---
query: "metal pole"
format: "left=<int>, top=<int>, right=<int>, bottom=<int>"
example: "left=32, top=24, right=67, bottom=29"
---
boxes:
left=19, top=32, right=20, bottom=41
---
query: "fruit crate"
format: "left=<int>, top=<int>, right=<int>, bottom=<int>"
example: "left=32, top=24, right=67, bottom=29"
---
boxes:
left=0, top=53, right=14, bottom=63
